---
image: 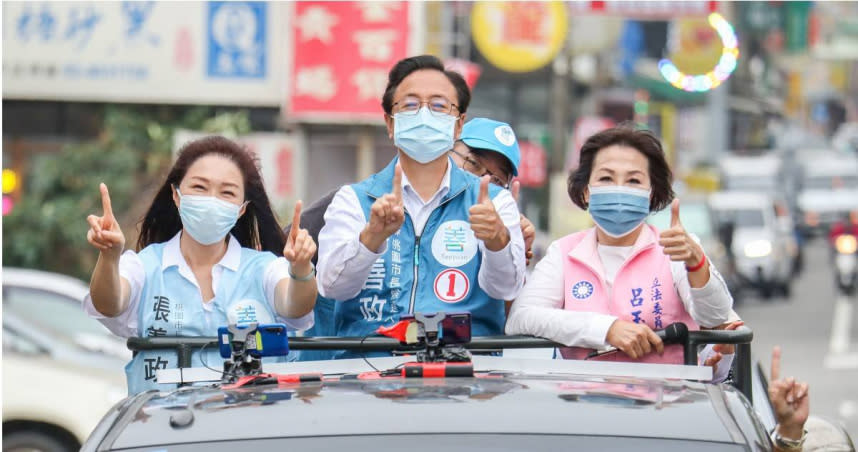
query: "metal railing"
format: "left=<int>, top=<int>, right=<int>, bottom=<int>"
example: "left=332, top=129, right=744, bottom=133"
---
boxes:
left=127, top=327, right=754, bottom=400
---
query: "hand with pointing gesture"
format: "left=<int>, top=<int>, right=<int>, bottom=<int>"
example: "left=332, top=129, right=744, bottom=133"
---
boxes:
left=511, top=181, right=535, bottom=264
left=360, top=163, right=405, bottom=252
left=658, top=199, right=706, bottom=270
left=283, top=201, right=317, bottom=279
left=469, top=176, right=509, bottom=252
left=86, top=183, right=125, bottom=259
left=769, top=346, right=809, bottom=444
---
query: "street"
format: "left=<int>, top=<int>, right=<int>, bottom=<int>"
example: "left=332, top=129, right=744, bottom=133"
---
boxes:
left=737, top=237, right=858, bottom=436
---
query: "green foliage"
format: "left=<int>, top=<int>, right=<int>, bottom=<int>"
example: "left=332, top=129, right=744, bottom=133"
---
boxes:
left=2, top=105, right=252, bottom=280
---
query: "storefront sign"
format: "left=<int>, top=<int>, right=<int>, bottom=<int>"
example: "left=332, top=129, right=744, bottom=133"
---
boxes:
left=2, top=2, right=283, bottom=106
left=285, top=2, right=413, bottom=123
left=471, top=2, right=568, bottom=73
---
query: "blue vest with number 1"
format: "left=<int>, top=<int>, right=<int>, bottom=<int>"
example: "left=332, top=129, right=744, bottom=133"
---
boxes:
left=126, top=240, right=287, bottom=394
left=332, top=158, right=505, bottom=357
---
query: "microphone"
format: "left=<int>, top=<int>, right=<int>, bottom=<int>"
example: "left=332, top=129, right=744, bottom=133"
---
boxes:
left=586, top=322, right=688, bottom=359
left=657, top=322, right=688, bottom=345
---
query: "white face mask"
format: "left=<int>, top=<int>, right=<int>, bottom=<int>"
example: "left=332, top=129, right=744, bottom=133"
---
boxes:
left=393, top=107, right=457, bottom=164
left=176, top=188, right=244, bottom=245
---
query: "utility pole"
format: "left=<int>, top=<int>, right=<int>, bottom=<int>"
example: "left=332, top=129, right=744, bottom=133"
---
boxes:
left=549, top=45, right=574, bottom=172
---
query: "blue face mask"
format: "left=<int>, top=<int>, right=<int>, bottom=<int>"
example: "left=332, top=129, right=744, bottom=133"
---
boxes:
left=176, top=189, right=244, bottom=245
left=393, top=107, right=457, bottom=164
left=588, top=185, right=651, bottom=238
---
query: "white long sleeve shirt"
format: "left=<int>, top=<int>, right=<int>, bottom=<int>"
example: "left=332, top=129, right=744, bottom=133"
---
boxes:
left=317, top=162, right=526, bottom=302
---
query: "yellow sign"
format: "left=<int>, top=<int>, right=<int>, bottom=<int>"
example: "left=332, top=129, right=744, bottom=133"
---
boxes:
left=669, top=17, right=724, bottom=75
left=471, top=2, right=568, bottom=73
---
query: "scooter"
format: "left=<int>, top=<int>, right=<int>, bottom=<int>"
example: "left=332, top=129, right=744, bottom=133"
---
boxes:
left=833, top=233, right=858, bottom=295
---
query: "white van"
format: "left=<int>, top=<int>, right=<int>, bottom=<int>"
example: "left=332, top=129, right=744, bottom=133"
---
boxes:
left=708, top=191, right=794, bottom=299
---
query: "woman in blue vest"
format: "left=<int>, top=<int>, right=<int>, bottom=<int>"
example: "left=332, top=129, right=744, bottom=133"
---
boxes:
left=84, top=136, right=317, bottom=394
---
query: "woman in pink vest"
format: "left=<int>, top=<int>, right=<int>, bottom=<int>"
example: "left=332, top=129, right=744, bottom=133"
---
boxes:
left=506, top=126, right=734, bottom=370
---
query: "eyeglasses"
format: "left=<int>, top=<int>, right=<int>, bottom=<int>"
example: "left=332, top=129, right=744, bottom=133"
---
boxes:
left=392, top=95, right=459, bottom=117
left=451, top=150, right=510, bottom=189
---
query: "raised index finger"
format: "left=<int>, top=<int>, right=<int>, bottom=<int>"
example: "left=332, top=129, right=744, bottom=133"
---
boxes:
left=770, top=345, right=782, bottom=381
left=392, top=163, right=403, bottom=201
left=289, top=200, right=303, bottom=240
left=100, top=183, right=114, bottom=218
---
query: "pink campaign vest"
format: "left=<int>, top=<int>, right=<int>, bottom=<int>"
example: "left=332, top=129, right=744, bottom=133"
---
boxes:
left=557, top=225, right=698, bottom=364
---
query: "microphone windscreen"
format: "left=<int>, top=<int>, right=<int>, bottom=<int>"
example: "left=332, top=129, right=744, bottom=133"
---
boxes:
left=662, top=322, right=689, bottom=344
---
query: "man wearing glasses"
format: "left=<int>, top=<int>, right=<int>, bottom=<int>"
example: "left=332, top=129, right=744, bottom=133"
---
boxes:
left=451, top=118, right=537, bottom=265
left=316, top=55, right=526, bottom=357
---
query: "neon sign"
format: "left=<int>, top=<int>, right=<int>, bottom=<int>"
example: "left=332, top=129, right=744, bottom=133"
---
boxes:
left=658, top=13, right=739, bottom=92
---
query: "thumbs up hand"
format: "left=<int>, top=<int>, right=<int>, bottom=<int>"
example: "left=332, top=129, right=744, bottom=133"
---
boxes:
left=86, top=183, right=125, bottom=259
left=283, top=200, right=317, bottom=278
left=469, top=176, right=509, bottom=252
left=360, top=163, right=405, bottom=252
left=658, top=198, right=705, bottom=270
left=511, top=181, right=535, bottom=264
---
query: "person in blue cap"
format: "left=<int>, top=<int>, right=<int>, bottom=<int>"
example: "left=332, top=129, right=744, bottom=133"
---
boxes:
left=451, top=118, right=536, bottom=265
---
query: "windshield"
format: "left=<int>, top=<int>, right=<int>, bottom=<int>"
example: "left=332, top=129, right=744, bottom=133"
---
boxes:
left=716, top=209, right=766, bottom=229
left=2, top=285, right=113, bottom=339
left=723, top=176, right=777, bottom=192
left=804, top=175, right=858, bottom=190
left=114, top=435, right=746, bottom=452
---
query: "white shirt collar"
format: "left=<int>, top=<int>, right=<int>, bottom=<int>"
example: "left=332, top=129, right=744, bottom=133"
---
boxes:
left=161, top=231, right=242, bottom=273
left=400, top=158, right=452, bottom=204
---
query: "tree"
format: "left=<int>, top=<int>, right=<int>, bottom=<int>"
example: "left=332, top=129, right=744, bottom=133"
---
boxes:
left=2, top=105, right=251, bottom=280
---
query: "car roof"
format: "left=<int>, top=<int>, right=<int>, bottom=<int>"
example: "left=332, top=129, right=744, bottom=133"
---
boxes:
left=708, top=191, right=772, bottom=210
left=97, top=373, right=748, bottom=450
left=2, top=267, right=90, bottom=300
left=719, top=154, right=782, bottom=176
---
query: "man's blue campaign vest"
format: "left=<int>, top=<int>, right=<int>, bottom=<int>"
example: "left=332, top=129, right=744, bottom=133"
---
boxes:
left=126, top=241, right=287, bottom=394
left=332, top=158, right=505, bottom=358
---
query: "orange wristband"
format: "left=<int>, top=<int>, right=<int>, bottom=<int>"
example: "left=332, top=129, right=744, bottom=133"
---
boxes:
left=686, top=254, right=706, bottom=273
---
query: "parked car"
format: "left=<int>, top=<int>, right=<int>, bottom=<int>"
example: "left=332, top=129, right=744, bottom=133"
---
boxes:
left=3, top=320, right=127, bottom=452
left=795, top=152, right=858, bottom=236
left=2, top=267, right=130, bottom=361
left=2, top=268, right=129, bottom=452
left=708, top=191, right=794, bottom=299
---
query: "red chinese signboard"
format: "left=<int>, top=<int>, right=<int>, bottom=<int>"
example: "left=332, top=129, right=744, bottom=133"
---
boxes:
left=286, top=2, right=411, bottom=123
left=517, top=141, right=548, bottom=188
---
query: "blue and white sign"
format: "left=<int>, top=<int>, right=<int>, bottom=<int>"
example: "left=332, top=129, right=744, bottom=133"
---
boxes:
left=2, top=1, right=283, bottom=105
left=207, top=2, right=266, bottom=79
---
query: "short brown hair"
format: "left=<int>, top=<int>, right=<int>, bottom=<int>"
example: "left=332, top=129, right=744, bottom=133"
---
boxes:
left=567, top=125, right=674, bottom=211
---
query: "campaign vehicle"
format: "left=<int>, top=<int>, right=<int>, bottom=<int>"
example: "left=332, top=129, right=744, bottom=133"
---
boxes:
left=79, top=313, right=842, bottom=452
